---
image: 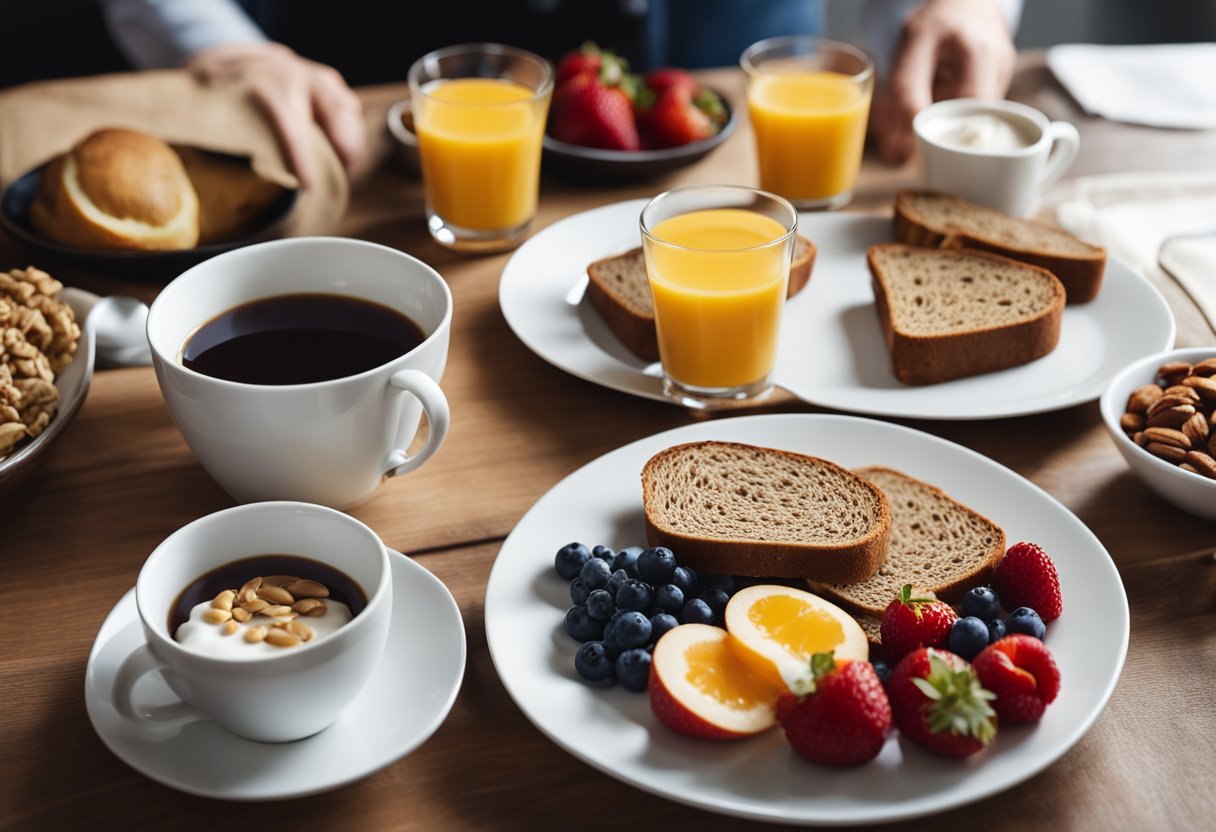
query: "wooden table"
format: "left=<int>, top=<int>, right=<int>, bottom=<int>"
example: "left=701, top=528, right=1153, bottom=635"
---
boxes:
left=2, top=57, right=1214, bottom=831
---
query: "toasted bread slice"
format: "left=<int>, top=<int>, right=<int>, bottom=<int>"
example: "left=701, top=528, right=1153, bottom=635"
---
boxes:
left=641, top=441, right=891, bottom=584
left=894, top=189, right=1106, bottom=303
left=809, top=466, right=1006, bottom=617
left=585, top=234, right=816, bottom=361
left=867, top=243, right=1066, bottom=385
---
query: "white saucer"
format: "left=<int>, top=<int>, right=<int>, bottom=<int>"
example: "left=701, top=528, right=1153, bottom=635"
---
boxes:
left=84, top=550, right=466, bottom=801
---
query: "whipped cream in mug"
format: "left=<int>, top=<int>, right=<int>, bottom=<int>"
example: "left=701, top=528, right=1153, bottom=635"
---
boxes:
left=923, top=113, right=1035, bottom=152
left=175, top=598, right=353, bottom=658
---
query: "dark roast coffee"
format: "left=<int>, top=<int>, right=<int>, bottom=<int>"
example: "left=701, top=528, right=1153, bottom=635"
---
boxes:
left=182, top=293, right=425, bottom=384
left=169, top=554, right=368, bottom=634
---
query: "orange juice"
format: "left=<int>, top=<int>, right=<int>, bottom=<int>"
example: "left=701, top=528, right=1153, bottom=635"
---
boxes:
left=644, top=208, right=792, bottom=390
left=414, top=78, right=547, bottom=231
left=747, top=71, right=871, bottom=204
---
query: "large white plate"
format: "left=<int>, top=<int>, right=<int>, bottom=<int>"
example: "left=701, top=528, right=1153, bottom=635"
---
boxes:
left=499, top=199, right=1175, bottom=419
left=85, top=550, right=466, bottom=801
left=484, top=413, right=1128, bottom=826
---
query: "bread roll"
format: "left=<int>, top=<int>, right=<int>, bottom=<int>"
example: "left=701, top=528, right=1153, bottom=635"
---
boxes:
left=174, top=146, right=286, bottom=245
left=30, top=128, right=199, bottom=251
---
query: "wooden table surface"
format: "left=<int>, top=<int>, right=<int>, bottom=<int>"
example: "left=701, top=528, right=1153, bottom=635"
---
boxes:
left=2, top=57, right=1214, bottom=831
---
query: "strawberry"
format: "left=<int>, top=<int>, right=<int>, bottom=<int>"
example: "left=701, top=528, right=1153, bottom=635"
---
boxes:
left=644, top=67, right=699, bottom=97
left=973, top=634, right=1061, bottom=724
left=879, top=584, right=959, bottom=664
left=555, top=42, right=603, bottom=86
left=994, top=542, right=1063, bottom=622
left=636, top=85, right=718, bottom=149
left=888, top=648, right=997, bottom=759
left=775, top=652, right=892, bottom=766
left=549, top=50, right=641, bottom=151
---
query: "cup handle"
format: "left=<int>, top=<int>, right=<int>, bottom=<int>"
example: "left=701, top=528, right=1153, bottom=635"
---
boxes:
left=381, top=369, right=450, bottom=479
left=111, top=643, right=204, bottom=730
left=1040, top=121, right=1080, bottom=190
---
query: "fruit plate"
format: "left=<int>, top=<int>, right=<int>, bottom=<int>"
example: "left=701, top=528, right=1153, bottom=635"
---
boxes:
left=484, top=413, right=1128, bottom=826
left=498, top=199, right=1176, bottom=419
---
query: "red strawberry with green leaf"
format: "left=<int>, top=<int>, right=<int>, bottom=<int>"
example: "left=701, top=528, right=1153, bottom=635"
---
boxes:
left=644, top=67, right=699, bottom=97
left=888, top=648, right=997, bottom=759
left=775, top=652, right=892, bottom=766
left=973, top=634, right=1061, bottom=724
left=994, top=542, right=1063, bottom=622
left=880, top=584, right=959, bottom=664
left=556, top=42, right=603, bottom=86
left=549, top=49, right=641, bottom=151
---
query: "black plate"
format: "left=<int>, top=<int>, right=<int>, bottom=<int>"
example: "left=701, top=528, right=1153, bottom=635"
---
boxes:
left=0, top=153, right=298, bottom=280
left=541, top=87, right=738, bottom=184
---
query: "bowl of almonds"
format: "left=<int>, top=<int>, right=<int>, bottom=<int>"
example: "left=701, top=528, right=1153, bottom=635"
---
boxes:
left=1100, top=347, right=1216, bottom=520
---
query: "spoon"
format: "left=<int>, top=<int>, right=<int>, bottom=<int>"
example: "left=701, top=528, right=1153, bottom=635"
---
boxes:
left=88, top=294, right=152, bottom=368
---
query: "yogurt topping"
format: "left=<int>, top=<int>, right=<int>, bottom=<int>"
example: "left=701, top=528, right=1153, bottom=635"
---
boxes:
left=175, top=598, right=352, bottom=658
left=924, top=113, right=1035, bottom=152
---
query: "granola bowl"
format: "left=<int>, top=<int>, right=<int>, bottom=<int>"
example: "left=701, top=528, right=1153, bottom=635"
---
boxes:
left=0, top=286, right=96, bottom=499
left=1099, top=346, right=1216, bottom=521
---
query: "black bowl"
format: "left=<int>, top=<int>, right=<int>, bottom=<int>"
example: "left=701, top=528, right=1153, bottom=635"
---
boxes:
left=0, top=152, right=298, bottom=281
left=542, top=87, right=738, bottom=184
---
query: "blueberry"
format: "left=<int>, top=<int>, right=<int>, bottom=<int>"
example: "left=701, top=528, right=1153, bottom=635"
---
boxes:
left=1006, top=607, right=1046, bottom=640
left=564, top=605, right=605, bottom=642
left=569, top=578, right=590, bottom=605
left=579, top=557, right=613, bottom=590
left=615, top=610, right=653, bottom=649
left=637, top=547, right=678, bottom=585
left=611, top=546, right=643, bottom=577
left=961, top=586, right=1001, bottom=621
left=592, top=544, right=615, bottom=563
left=574, top=641, right=615, bottom=684
left=649, top=612, right=679, bottom=643
left=585, top=589, right=615, bottom=621
left=987, top=618, right=1007, bottom=643
left=601, top=617, right=623, bottom=659
left=870, top=658, right=891, bottom=685
left=699, top=574, right=737, bottom=595
left=616, top=579, right=654, bottom=612
left=604, top=568, right=630, bottom=598
left=615, top=648, right=652, bottom=692
left=671, top=566, right=698, bottom=595
left=554, top=542, right=592, bottom=581
left=680, top=597, right=714, bottom=625
left=948, top=616, right=990, bottom=661
left=654, top=584, right=685, bottom=615
left=699, top=588, right=730, bottom=624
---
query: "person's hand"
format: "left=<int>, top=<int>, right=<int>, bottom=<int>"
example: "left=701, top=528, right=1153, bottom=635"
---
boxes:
left=186, top=42, right=364, bottom=188
left=869, top=0, right=1016, bottom=165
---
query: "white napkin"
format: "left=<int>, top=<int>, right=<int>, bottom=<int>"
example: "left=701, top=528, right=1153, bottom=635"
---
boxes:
left=1055, top=170, right=1216, bottom=335
left=1046, top=43, right=1216, bottom=130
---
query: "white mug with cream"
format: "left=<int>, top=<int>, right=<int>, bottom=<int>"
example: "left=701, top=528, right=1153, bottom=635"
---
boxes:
left=913, top=98, right=1080, bottom=217
left=147, top=237, right=451, bottom=509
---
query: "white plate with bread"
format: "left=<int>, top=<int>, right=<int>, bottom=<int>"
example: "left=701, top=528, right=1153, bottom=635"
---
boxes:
left=499, top=195, right=1175, bottom=418
left=484, top=413, right=1128, bottom=825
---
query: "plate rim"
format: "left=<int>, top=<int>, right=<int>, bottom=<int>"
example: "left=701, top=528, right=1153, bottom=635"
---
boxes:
left=483, top=411, right=1129, bottom=825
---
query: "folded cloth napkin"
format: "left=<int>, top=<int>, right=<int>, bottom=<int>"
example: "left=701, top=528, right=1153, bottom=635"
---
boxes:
left=0, top=69, right=347, bottom=237
left=1055, top=170, right=1216, bottom=337
left=1046, top=43, right=1216, bottom=130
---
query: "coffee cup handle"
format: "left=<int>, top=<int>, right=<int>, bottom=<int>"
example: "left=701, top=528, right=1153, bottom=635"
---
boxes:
left=1041, top=121, right=1080, bottom=190
left=382, top=369, right=450, bottom=479
left=111, top=643, right=205, bottom=730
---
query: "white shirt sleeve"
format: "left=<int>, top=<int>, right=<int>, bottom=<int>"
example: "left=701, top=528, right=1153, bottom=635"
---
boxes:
left=99, top=0, right=268, bottom=69
left=861, top=0, right=1024, bottom=77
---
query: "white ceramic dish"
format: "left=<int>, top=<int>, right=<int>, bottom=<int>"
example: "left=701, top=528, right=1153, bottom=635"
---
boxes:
left=484, top=413, right=1128, bottom=826
left=499, top=200, right=1175, bottom=419
left=84, top=550, right=466, bottom=801
left=1099, top=346, right=1216, bottom=520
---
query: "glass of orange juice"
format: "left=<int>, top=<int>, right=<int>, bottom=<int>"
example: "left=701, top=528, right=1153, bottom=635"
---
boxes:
left=640, top=185, right=798, bottom=408
left=408, top=44, right=554, bottom=253
left=741, top=37, right=874, bottom=211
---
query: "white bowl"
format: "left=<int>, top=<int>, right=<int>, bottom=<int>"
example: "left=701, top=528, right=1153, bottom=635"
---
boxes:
left=1099, top=346, right=1216, bottom=520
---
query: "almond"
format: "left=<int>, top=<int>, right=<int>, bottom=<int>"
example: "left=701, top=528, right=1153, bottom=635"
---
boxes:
left=1143, top=426, right=1191, bottom=449
left=1184, top=450, right=1216, bottom=479
left=1182, top=375, right=1216, bottom=403
left=1158, top=361, right=1192, bottom=386
left=1147, top=404, right=1196, bottom=428
left=1146, top=441, right=1187, bottom=464
left=1190, top=358, right=1216, bottom=377
left=1182, top=412, right=1210, bottom=447
left=1127, top=384, right=1163, bottom=414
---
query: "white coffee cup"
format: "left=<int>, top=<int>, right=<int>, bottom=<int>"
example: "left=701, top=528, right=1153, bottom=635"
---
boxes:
left=147, top=237, right=451, bottom=509
left=110, top=501, right=392, bottom=743
left=913, top=98, right=1080, bottom=217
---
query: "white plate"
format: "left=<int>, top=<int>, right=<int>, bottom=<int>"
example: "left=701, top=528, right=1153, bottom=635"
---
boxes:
left=84, top=550, right=466, bottom=801
left=484, top=413, right=1128, bottom=826
left=499, top=199, right=1175, bottom=419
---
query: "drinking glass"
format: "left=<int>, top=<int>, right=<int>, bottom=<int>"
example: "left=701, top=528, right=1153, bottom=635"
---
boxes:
left=640, top=185, right=798, bottom=408
left=408, top=43, right=553, bottom=253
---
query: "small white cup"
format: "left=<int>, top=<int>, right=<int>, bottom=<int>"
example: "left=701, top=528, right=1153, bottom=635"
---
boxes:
left=913, top=98, right=1080, bottom=217
left=110, top=502, right=393, bottom=743
left=147, top=237, right=451, bottom=509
